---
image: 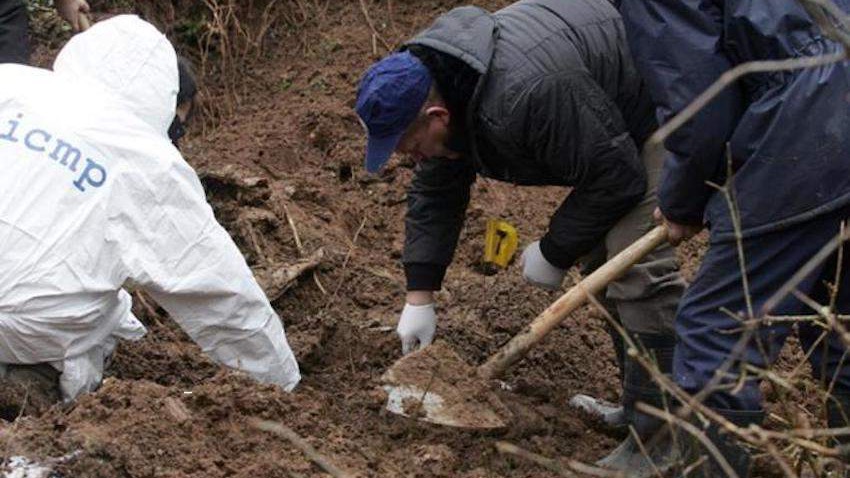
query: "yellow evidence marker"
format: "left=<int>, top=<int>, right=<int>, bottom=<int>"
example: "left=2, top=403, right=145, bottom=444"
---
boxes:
left=483, top=219, right=518, bottom=269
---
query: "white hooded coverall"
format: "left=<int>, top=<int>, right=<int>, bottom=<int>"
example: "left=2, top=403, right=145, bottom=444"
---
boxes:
left=0, top=15, right=301, bottom=400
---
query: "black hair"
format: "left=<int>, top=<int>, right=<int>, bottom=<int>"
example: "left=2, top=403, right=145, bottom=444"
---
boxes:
left=405, top=44, right=480, bottom=149
left=176, top=55, right=197, bottom=108
left=169, top=56, right=198, bottom=146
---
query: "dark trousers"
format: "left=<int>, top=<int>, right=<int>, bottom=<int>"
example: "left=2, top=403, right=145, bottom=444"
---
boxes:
left=675, top=204, right=850, bottom=410
left=0, top=0, right=28, bottom=64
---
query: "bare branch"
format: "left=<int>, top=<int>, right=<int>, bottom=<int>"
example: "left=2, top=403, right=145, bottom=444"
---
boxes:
left=761, top=227, right=850, bottom=315
left=636, top=403, right=741, bottom=478
left=494, top=441, right=577, bottom=477
left=494, top=441, right=624, bottom=478
left=249, top=418, right=355, bottom=478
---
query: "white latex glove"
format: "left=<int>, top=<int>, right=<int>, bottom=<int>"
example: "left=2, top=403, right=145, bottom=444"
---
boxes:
left=397, top=303, right=437, bottom=355
left=521, top=240, right=566, bottom=290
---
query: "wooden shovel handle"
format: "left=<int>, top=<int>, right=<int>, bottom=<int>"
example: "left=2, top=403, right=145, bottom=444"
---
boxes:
left=478, top=225, right=669, bottom=379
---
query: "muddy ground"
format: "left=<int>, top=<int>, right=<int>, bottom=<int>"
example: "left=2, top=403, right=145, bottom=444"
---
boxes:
left=0, top=1, right=821, bottom=477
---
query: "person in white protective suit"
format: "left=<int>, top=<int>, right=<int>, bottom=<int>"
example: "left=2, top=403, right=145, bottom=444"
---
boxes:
left=0, top=15, right=301, bottom=405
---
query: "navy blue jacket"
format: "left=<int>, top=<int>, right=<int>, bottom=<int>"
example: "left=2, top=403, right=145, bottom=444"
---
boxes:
left=621, top=0, right=850, bottom=240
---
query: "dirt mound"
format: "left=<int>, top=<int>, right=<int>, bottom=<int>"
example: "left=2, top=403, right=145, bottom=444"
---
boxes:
left=8, top=374, right=367, bottom=477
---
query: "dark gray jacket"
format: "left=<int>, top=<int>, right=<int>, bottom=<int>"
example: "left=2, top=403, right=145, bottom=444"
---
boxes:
left=403, top=0, right=656, bottom=290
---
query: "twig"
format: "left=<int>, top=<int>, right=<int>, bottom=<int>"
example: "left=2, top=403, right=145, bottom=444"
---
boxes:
left=741, top=314, right=850, bottom=326
left=792, top=290, right=850, bottom=350
left=495, top=441, right=624, bottom=477
left=249, top=418, right=355, bottom=478
left=766, top=425, right=850, bottom=439
left=628, top=425, right=664, bottom=478
left=762, top=227, right=850, bottom=315
left=342, top=218, right=367, bottom=270
left=708, top=149, right=754, bottom=319
left=358, top=0, right=392, bottom=53
left=826, top=350, right=850, bottom=413
left=764, top=437, right=801, bottom=478
left=0, top=385, right=30, bottom=469
left=256, top=248, right=324, bottom=302
left=631, top=346, right=847, bottom=458
left=799, top=0, right=850, bottom=49
left=282, top=203, right=305, bottom=256
left=243, top=220, right=267, bottom=263
left=681, top=455, right=709, bottom=476
left=585, top=282, right=747, bottom=445
left=787, top=330, right=829, bottom=381
left=584, top=276, right=793, bottom=472
left=636, top=403, right=741, bottom=478
left=313, top=272, right=328, bottom=295
left=134, top=290, right=161, bottom=321
left=329, top=217, right=368, bottom=299
left=386, top=0, right=399, bottom=38
left=418, top=369, right=438, bottom=411
left=563, top=460, right=625, bottom=478
left=494, top=441, right=578, bottom=477
left=689, top=319, right=755, bottom=413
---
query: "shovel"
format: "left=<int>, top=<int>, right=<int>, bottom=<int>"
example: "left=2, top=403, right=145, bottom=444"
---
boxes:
left=381, top=225, right=669, bottom=429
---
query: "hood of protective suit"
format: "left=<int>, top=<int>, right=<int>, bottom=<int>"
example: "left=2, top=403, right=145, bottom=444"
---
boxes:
left=53, top=15, right=178, bottom=137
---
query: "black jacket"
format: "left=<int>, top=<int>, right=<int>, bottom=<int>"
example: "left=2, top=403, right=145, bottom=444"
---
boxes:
left=403, top=0, right=656, bottom=290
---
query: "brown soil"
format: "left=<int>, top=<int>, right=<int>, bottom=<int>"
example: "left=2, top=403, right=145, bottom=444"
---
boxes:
left=0, top=2, right=820, bottom=478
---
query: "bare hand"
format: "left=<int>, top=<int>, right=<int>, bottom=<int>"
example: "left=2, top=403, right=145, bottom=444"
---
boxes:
left=653, top=207, right=702, bottom=246
left=55, top=0, right=91, bottom=32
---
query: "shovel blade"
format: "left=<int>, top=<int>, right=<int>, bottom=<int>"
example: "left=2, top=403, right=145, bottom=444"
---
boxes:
left=382, top=383, right=506, bottom=429
left=380, top=342, right=509, bottom=430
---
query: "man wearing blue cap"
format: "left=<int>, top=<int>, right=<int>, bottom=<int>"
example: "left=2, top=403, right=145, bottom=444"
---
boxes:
left=356, top=0, right=683, bottom=474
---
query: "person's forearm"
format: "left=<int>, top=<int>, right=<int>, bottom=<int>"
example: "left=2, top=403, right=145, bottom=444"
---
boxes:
left=402, top=159, right=475, bottom=292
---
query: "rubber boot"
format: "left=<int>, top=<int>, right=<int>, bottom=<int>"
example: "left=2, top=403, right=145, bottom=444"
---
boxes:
left=678, top=408, right=764, bottom=478
left=569, top=291, right=627, bottom=429
left=569, top=393, right=625, bottom=427
left=596, top=333, right=677, bottom=477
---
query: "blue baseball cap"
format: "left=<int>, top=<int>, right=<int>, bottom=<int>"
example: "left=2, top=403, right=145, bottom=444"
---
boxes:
left=356, top=51, right=432, bottom=173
